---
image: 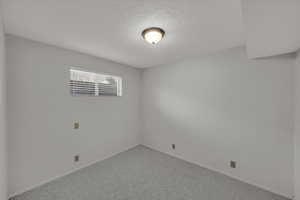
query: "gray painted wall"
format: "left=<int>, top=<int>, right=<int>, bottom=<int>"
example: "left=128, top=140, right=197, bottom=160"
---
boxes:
left=6, top=35, right=297, bottom=199
left=0, top=9, right=7, bottom=200
left=6, top=35, right=141, bottom=197
left=141, top=47, right=294, bottom=198
left=294, top=49, right=300, bottom=200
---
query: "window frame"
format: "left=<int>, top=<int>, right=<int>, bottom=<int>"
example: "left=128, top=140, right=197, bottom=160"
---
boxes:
left=69, top=67, right=123, bottom=97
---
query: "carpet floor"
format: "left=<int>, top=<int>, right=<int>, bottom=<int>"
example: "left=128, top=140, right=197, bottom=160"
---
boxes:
left=10, top=145, right=289, bottom=200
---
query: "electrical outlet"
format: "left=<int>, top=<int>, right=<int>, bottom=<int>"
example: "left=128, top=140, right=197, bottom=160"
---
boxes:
left=74, top=122, right=79, bottom=129
left=74, top=155, right=80, bottom=162
left=172, top=144, right=176, bottom=150
left=230, top=161, right=236, bottom=168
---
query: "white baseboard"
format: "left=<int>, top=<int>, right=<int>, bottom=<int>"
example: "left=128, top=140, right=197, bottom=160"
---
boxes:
left=141, top=143, right=293, bottom=199
left=8, top=143, right=140, bottom=199
left=8, top=143, right=292, bottom=199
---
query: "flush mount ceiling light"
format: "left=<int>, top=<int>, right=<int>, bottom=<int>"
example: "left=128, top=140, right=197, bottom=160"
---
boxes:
left=142, top=27, right=165, bottom=44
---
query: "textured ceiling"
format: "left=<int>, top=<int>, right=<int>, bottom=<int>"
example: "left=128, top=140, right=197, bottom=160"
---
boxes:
left=242, top=0, right=300, bottom=59
left=2, top=0, right=245, bottom=68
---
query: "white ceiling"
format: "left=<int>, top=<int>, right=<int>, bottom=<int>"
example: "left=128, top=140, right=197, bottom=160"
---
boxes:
left=242, top=0, right=300, bottom=59
left=2, top=0, right=245, bottom=68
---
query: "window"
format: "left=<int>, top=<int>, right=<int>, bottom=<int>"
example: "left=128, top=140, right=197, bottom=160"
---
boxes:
left=70, top=68, right=122, bottom=96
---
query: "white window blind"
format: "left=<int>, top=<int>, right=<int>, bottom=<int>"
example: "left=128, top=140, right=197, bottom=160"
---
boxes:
left=70, top=69, right=122, bottom=96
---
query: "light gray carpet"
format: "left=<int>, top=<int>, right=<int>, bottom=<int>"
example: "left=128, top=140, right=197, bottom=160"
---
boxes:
left=10, top=145, right=289, bottom=200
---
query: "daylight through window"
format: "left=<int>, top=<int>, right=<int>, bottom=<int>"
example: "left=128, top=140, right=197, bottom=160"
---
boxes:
left=70, top=69, right=122, bottom=96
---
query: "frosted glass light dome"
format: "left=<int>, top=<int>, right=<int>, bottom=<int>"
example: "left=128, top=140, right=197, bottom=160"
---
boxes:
left=142, top=27, right=165, bottom=44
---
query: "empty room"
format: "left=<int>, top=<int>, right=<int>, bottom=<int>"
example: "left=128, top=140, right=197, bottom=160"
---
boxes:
left=0, top=0, right=300, bottom=200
